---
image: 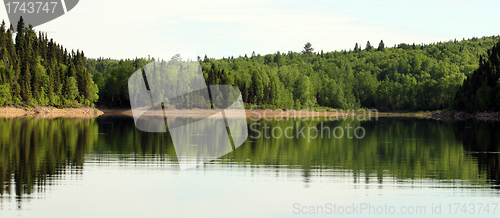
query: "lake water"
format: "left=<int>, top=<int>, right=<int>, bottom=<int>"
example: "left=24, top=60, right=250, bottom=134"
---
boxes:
left=0, top=116, right=499, bottom=217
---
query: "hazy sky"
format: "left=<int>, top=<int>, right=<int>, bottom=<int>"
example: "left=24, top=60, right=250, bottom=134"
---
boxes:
left=1, top=0, right=499, bottom=59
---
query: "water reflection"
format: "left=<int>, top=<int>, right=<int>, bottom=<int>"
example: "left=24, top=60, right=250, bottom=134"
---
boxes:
left=452, top=120, right=500, bottom=187
left=0, top=116, right=499, bottom=209
left=0, top=118, right=98, bottom=208
left=236, top=118, right=498, bottom=189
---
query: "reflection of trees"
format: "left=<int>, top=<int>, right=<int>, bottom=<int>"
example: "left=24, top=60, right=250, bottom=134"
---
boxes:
left=230, top=118, right=493, bottom=188
left=94, top=116, right=177, bottom=161
left=2, top=116, right=499, bottom=208
left=0, top=118, right=98, bottom=205
left=94, top=116, right=499, bottom=189
left=452, top=120, right=500, bottom=188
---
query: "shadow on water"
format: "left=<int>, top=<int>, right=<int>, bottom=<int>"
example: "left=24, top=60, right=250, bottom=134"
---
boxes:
left=0, top=116, right=499, bottom=209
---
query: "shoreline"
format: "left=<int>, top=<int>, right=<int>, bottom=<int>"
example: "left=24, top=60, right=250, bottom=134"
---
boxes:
left=99, top=108, right=433, bottom=120
left=2, top=106, right=498, bottom=121
left=0, top=106, right=103, bottom=118
left=431, top=111, right=500, bottom=121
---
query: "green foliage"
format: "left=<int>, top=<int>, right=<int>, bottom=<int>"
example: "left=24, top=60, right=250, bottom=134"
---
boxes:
left=88, top=80, right=99, bottom=106
left=302, top=42, right=314, bottom=55
left=0, top=83, right=11, bottom=105
left=89, top=59, right=145, bottom=107
left=195, top=36, right=498, bottom=110
left=93, top=36, right=499, bottom=111
left=294, top=99, right=301, bottom=110
left=476, top=82, right=492, bottom=110
left=65, top=77, right=79, bottom=106
left=0, top=18, right=96, bottom=108
left=454, top=39, right=500, bottom=112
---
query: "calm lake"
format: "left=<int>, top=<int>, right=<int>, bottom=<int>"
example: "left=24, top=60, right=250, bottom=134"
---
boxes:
left=0, top=116, right=499, bottom=217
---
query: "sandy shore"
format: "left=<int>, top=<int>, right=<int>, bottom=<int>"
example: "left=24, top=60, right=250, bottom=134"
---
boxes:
left=0, top=106, right=103, bottom=118
left=99, top=108, right=386, bottom=119
left=5, top=106, right=499, bottom=121
left=0, top=106, right=438, bottom=120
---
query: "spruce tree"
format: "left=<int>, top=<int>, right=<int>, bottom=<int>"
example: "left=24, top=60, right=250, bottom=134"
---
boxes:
left=365, top=41, right=372, bottom=51
left=15, top=17, right=24, bottom=57
left=377, top=40, right=385, bottom=51
left=0, top=21, right=5, bottom=64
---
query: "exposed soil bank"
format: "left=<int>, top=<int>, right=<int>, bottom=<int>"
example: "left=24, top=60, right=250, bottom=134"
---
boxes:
left=0, top=106, right=103, bottom=118
left=100, top=108, right=360, bottom=119
left=2, top=106, right=496, bottom=121
left=99, top=108, right=432, bottom=120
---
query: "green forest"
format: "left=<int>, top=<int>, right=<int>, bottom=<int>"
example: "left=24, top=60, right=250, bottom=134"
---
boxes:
left=454, top=39, right=500, bottom=112
left=0, top=17, right=98, bottom=107
left=89, top=36, right=500, bottom=111
left=1, top=18, right=499, bottom=112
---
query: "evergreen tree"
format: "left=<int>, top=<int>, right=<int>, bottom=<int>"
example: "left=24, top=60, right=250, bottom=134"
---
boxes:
left=302, top=42, right=314, bottom=55
left=365, top=41, right=372, bottom=51
left=378, top=40, right=385, bottom=51
left=0, top=18, right=99, bottom=107
left=454, top=39, right=500, bottom=111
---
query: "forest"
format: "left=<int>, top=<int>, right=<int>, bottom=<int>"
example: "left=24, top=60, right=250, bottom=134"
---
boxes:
left=0, top=17, right=98, bottom=107
left=453, top=39, right=500, bottom=112
left=1, top=17, right=499, bottom=112
left=90, top=36, right=500, bottom=111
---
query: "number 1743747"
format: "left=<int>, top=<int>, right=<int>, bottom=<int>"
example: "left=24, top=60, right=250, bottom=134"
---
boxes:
left=447, top=203, right=498, bottom=215
left=5, top=1, right=58, bottom=14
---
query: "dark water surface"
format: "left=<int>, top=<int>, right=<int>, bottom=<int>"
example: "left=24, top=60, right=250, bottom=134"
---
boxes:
left=0, top=116, right=499, bottom=217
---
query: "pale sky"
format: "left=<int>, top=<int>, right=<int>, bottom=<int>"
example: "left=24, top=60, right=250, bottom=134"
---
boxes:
left=1, top=0, right=499, bottom=59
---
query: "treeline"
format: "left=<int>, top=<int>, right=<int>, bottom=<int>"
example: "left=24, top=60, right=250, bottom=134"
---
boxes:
left=453, top=39, right=500, bottom=112
left=200, top=37, right=498, bottom=111
left=2, top=16, right=496, bottom=111
left=0, top=17, right=98, bottom=107
left=88, top=36, right=499, bottom=111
